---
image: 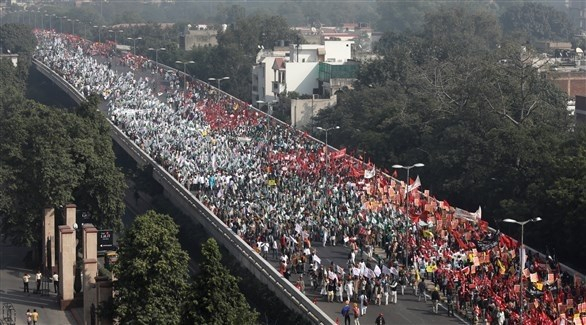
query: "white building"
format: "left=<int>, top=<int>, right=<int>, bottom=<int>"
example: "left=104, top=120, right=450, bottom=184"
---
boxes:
left=252, top=40, right=357, bottom=104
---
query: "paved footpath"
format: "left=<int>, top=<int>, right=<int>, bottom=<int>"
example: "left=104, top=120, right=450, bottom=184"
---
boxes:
left=0, top=240, right=81, bottom=325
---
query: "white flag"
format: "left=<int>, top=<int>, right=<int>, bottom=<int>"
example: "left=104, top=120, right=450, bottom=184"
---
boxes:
left=473, top=206, right=482, bottom=220
left=337, top=265, right=345, bottom=275
left=374, top=265, right=382, bottom=277
left=382, top=265, right=391, bottom=275
left=364, top=166, right=376, bottom=179
left=352, top=267, right=361, bottom=276
left=313, top=255, right=322, bottom=265
left=407, top=175, right=421, bottom=192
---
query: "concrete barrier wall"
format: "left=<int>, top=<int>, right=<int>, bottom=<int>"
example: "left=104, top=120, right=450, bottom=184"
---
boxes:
left=33, top=59, right=335, bottom=325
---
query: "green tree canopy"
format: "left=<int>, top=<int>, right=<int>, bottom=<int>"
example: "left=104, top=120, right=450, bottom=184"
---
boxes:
left=114, top=211, right=190, bottom=325
left=0, top=91, right=126, bottom=246
left=183, top=238, right=259, bottom=325
left=500, top=3, right=574, bottom=42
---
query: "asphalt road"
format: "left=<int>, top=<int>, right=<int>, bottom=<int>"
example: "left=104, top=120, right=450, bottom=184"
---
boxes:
left=265, top=242, right=468, bottom=325
left=79, top=53, right=468, bottom=325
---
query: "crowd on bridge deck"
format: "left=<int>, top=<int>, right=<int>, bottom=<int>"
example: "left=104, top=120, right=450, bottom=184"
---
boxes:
left=33, top=29, right=586, bottom=325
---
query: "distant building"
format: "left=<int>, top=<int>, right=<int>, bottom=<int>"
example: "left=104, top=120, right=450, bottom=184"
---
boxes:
left=252, top=40, right=359, bottom=128
left=179, top=25, right=219, bottom=50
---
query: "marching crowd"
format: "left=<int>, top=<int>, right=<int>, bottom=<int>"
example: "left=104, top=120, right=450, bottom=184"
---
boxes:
left=34, top=30, right=585, bottom=325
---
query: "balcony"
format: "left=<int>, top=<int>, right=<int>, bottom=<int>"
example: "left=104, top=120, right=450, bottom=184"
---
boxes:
left=272, top=81, right=285, bottom=94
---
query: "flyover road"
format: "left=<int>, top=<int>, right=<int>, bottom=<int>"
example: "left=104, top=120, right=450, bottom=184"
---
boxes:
left=73, top=53, right=467, bottom=325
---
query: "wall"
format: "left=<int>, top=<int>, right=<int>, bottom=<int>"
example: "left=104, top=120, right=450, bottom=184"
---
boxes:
left=285, top=62, right=319, bottom=96
left=324, top=41, right=353, bottom=62
left=33, top=59, right=334, bottom=325
left=291, top=96, right=337, bottom=129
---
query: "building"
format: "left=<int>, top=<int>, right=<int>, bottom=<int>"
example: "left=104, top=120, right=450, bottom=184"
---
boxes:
left=179, top=24, right=222, bottom=50
left=252, top=40, right=357, bottom=102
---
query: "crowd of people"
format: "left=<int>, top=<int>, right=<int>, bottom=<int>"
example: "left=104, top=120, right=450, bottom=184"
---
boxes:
left=34, top=29, right=585, bottom=325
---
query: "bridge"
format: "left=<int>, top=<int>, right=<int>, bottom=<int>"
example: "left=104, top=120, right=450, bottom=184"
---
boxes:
left=31, top=32, right=585, bottom=325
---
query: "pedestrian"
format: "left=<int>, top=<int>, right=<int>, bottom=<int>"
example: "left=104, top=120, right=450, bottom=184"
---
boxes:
left=341, top=301, right=351, bottom=325
left=23, top=273, right=31, bottom=293
left=31, top=309, right=39, bottom=325
left=431, top=286, right=441, bottom=314
left=35, top=271, right=42, bottom=293
left=418, top=280, right=427, bottom=302
left=390, top=279, right=398, bottom=304
left=446, top=286, right=455, bottom=317
left=52, top=272, right=59, bottom=294
left=375, top=313, right=386, bottom=325
left=352, top=302, right=361, bottom=325
left=26, top=309, right=32, bottom=325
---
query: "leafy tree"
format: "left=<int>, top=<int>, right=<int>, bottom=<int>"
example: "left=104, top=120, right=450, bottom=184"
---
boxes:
left=0, top=89, right=126, bottom=246
left=500, top=3, right=574, bottom=41
left=183, top=238, right=259, bottom=325
left=114, top=211, right=190, bottom=325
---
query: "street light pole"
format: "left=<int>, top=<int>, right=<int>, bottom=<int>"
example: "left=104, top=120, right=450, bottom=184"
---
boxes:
left=208, top=77, right=230, bottom=90
left=148, top=47, right=166, bottom=65
left=175, top=60, right=195, bottom=97
left=316, top=126, right=340, bottom=172
left=127, top=37, right=142, bottom=55
left=391, top=163, right=424, bottom=270
left=502, top=217, right=542, bottom=325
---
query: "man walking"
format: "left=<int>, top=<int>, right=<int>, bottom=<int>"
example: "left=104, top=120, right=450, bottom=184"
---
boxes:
left=35, top=271, right=42, bottom=293
left=418, top=280, right=427, bottom=302
left=431, top=286, right=441, bottom=314
left=23, top=273, right=31, bottom=293
left=31, top=309, right=39, bottom=325
left=341, top=301, right=351, bottom=325
left=375, top=313, right=386, bottom=325
left=52, top=272, right=59, bottom=294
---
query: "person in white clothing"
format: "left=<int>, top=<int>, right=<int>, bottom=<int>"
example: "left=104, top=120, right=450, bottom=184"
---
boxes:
left=345, top=279, right=354, bottom=302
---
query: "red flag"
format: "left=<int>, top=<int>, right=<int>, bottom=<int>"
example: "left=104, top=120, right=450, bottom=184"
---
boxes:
left=330, top=148, right=346, bottom=160
left=392, top=170, right=398, bottom=178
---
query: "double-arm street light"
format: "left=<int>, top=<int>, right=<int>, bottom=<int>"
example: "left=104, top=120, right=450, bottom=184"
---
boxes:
left=148, top=47, right=166, bottom=65
left=208, top=77, right=230, bottom=91
left=502, top=216, right=542, bottom=325
left=109, top=29, right=123, bottom=43
left=391, top=163, right=425, bottom=270
left=93, top=25, right=106, bottom=43
left=316, top=126, right=340, bottom=169
left=127, top=37, right=142, bottom=55
left=176, top=60, right=195, bottom=97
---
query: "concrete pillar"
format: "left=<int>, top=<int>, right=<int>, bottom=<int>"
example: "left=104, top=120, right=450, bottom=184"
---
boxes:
left=83, top=224, right=98, bottom=325
left=96, top=276, right=113, bottom=325
left=58, top=225, right=75, bottom=310
left=43, top=208, right=55, bottom=273
left=64, top=204, right=77, bottom=228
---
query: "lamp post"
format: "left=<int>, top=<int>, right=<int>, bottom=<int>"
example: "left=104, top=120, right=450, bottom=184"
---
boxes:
left=67, top=19, right=78, bottom=35
left=502, top=216, right=542, bottom=325
left=148, top=47, right=166, bottom=65
left=208, top=77, right=230, bottom=91
left=316, top=126, right=340, bottom=170
left=58, top=16, right=66, bottom=33
left=93, top=25, right=106, bottom=43
left=127, top=37, right=142, bottom=55
left=108, top=29, right=123, bottom=43
left=391, top=163, right=425, bottom=270
left=175, top=60, right=195, bottom=97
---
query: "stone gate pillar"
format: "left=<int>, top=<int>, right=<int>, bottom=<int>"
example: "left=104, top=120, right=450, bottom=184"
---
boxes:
left=83, top=224, right=98, bottom=325
left=58, top=224, right=75, bottom=310
left=43, top=208, right=55, bottom=273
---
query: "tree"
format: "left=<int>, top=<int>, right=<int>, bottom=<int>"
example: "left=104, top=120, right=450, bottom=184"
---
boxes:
left=500, top=3, right=574, bottom=42
left=113, top=211, right=190, bottom=325
left=183, top=238, right=259, bottom=325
